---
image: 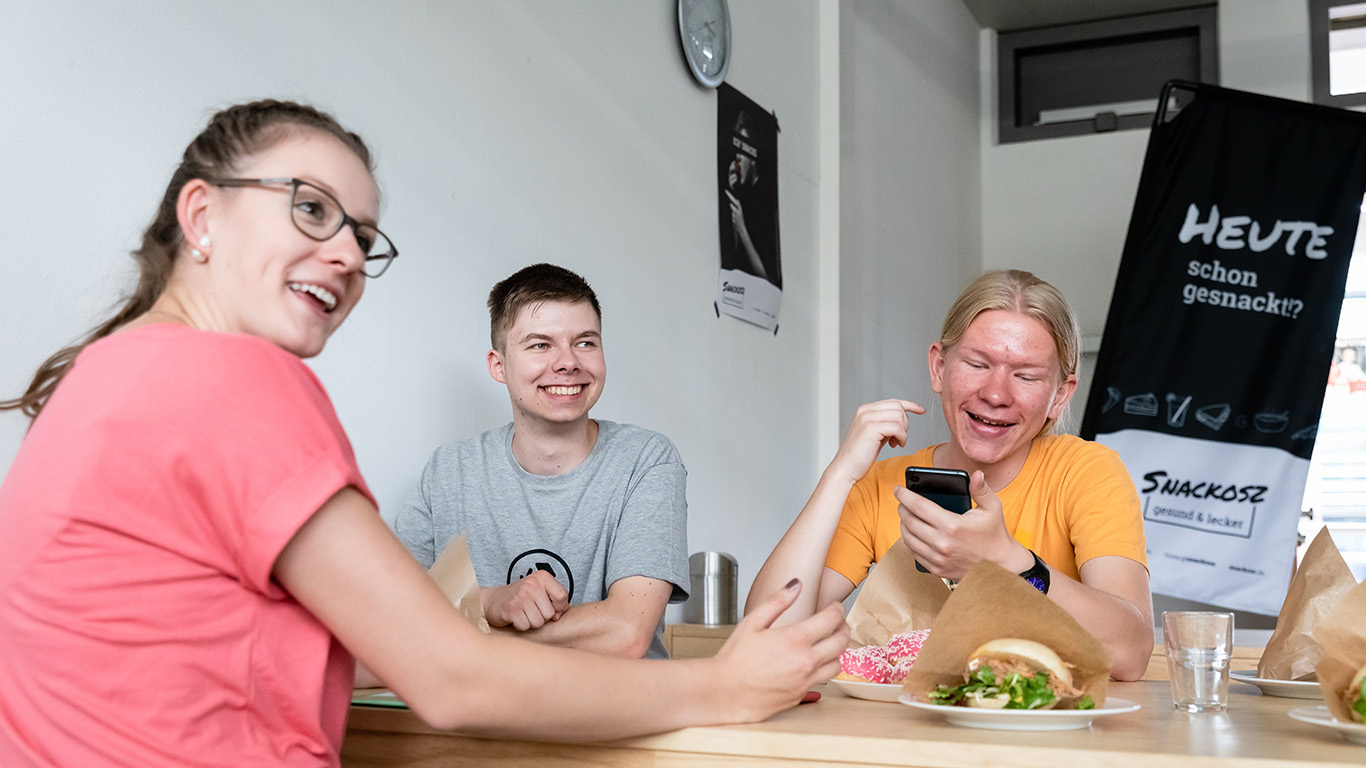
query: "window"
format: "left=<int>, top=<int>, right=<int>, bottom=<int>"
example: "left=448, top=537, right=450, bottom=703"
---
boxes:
left=997, top=6, right=1218, bottom=143
left=1310, top=0, right=1366, bottom=108
left=1301, top=202, right=1366, bottom=579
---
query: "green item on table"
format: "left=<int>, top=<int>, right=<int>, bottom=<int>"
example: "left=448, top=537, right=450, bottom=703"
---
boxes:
left=928, top=667, right=1094, bottom=710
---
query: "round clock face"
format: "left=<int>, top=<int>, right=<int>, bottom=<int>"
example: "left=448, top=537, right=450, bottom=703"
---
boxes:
left=678, top=0, right=731, bottom=88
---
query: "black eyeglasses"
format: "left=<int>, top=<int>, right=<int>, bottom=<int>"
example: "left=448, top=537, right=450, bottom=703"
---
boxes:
left=209, top=177, right=397, bottom=278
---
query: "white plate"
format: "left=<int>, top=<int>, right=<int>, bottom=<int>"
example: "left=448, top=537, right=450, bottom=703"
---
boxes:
left=1229, top=670, right=1322, bottom=699
left=829, top=678, right=905, bottom=703
left=898, top=696, right=1140, bottom=731
left=1288, top=705, right=1366, bottom=745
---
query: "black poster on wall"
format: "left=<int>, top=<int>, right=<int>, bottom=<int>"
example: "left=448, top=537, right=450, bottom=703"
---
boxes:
left=1082, top=81, right=1366, bottom=614
left=715, top=82, right=782, bottom=331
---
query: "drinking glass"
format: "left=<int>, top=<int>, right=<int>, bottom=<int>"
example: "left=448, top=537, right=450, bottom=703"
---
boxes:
left=1163, top=611, right=1234, bottom=712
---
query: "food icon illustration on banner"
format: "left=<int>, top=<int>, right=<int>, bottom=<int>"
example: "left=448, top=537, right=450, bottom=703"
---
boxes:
left=1195, top=403, right=1231, bottom=431
left=1166, top=394, right=1192, bottom=428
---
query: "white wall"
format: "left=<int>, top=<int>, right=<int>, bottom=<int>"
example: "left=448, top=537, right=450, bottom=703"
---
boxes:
left=0, top=1, right=829, bottom=613
left=980, top=0, right=1314, bottom=418
left=839, top=0, right=982, bottom=444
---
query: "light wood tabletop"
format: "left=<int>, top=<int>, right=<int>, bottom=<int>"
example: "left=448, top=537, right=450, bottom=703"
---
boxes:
left=342, top=666, right=1364, bottom=767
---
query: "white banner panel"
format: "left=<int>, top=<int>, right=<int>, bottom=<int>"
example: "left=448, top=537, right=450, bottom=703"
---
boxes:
left=1098, top=429, right=1305, bottom=615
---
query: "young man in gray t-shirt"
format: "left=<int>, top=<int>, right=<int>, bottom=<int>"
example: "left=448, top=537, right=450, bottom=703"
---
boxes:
left=393, top=264, right=688, bottom=659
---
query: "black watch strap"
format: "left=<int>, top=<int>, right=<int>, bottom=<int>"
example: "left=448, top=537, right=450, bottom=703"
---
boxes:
left=1019, top=549, right=1050, bottom=594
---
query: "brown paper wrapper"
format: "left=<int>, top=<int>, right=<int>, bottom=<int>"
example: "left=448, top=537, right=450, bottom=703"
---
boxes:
left=1314, top=579, right=1366, bottom=723
left=844, top=538, right=951, bottom=647
left=428, top=534, right=491, bottom=633
left=900, top=560, right=1111, bottom=707
left=1259, top=528, right=1357, bottom=680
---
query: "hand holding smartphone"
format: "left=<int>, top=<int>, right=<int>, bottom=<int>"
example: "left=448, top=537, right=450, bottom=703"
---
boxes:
left=904, top=466, right=971, bottom=573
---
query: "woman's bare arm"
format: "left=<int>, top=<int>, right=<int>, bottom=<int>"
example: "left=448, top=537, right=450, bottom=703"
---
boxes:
left=274, top=488, right=848, bottom=740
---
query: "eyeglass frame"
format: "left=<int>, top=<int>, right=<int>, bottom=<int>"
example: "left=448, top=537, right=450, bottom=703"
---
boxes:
left=206, top=176, right=398, bottom=278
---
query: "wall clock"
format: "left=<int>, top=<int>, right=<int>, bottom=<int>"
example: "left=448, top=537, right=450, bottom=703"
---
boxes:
left=678, top=0, right=731, bottom=88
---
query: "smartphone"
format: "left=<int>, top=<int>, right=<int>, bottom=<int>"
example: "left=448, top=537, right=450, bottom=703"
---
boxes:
left=905, top=466, right=971, bottom=573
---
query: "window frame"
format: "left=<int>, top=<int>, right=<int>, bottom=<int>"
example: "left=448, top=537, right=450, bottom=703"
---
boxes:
left=1310, top=0, right=1366, bottom=108
left=996, top=6, right=1219, bottom=144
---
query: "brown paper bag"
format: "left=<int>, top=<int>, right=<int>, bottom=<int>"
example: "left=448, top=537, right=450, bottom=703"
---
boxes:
left=1259, top=528, right=1357, bottom=680
left=1314, top=579, right=1366, bottom=723
left=844, top=537, right=951, bottom=647
left=428, top=534, right=491, bottom=633
left=899, top=560, right=1112, bottom=707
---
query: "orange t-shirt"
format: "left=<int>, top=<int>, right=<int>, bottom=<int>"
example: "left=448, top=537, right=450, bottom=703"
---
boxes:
left=824, top=434, right=1147, bottom=585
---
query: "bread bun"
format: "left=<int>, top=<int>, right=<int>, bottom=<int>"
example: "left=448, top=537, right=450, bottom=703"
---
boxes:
left=962, top=638, right=1081, bottom=709
left=967, top=638, right=1073, bottom=688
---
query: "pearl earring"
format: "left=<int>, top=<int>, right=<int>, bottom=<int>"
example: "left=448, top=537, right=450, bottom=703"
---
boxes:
left=189, top=234, right=211, bottom=263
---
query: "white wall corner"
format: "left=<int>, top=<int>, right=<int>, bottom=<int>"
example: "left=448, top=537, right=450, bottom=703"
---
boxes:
left=978, top=26, right=997, bottom=156
left=818, top=0, right=841, bottom=456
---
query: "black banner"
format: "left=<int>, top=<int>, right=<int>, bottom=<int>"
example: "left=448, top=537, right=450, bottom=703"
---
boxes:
left=1081, top=82, right=1366, bottom=613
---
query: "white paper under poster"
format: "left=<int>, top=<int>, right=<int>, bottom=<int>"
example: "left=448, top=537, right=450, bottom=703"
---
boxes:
left=715, top=268, right=780, bottom=330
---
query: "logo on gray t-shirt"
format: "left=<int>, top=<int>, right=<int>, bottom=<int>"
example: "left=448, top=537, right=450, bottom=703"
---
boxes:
left=506, top=548, right=575, bottom=601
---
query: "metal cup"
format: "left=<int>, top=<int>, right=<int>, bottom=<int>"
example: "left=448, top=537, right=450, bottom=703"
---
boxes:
left=684, top=551, right=737, bottom=625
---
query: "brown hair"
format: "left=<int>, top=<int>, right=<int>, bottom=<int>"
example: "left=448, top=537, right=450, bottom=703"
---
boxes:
left=487, top=264, right=602, bottom=351
left=939, top=269, right=1081, bottom=436
left=1, top=100, right=373, bottom=419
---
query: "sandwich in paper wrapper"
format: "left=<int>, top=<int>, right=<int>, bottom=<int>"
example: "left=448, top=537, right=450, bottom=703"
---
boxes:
left=428, top=533, right=491, bottom=633
left=1313, top=578, right=1366, bottom=724
left=1258, top=527, right=1356, bottom=681
left=900, top=560, right=1111, bottom=710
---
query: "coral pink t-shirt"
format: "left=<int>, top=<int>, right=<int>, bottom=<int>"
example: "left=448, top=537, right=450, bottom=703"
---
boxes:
left=0, top=325, right=374, bottom=767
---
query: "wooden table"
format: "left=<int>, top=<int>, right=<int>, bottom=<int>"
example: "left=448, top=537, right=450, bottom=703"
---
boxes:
left=342, top=670, right=1363, bottom=767
left=662, top=622, right=734, bottom=659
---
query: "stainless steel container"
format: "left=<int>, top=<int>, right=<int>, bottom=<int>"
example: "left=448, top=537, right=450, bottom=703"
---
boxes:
left=684, top=551, right=738, bottom=625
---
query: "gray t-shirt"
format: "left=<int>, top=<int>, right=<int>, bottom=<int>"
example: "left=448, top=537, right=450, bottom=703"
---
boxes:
left=393, top=420, right=689, bottom=659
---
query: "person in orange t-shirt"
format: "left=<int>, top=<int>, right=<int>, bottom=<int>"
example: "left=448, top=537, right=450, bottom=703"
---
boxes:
left=748, top=270, right=1153, bottom=681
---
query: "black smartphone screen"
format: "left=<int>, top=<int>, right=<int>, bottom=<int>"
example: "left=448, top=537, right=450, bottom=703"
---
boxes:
left=904, top=466, right=971, bottom=574
left=905, top=466, right=971, bottom=514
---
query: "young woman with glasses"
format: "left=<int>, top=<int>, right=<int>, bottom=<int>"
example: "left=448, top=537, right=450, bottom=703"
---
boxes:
left=0, top=100, right=846, bottom=767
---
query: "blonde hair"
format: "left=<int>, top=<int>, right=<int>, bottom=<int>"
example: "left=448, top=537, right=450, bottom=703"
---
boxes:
left=939, top=269, right=1080, bottom=436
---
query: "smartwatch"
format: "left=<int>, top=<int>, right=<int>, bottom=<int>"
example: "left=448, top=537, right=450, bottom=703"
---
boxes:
left=1019, top=550, right=1050, bottom=594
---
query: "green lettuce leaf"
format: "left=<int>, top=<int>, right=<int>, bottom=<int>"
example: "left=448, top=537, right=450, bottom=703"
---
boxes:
left=928, top=667, right=1063, bottom=710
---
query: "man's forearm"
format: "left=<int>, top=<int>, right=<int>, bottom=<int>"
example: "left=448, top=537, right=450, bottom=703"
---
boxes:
left=513, top=599, right=655, bottom=658
left=509, top=576, right=675, bottom=658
